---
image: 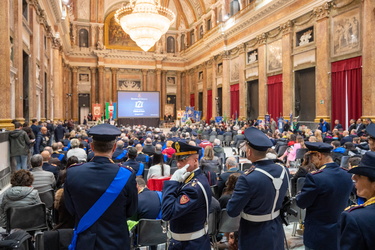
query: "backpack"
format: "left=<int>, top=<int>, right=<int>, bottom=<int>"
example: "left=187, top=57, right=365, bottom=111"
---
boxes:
left=0, top=230, right=33, bottom=250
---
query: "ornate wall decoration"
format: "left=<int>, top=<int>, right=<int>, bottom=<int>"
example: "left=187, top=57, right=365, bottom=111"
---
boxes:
left=230, top=56, right=239, bottom=82
left=296, top=27, right=314, bottom=47
left=331, top=8, right=360, bottom=57
left=118, top=80, right=141, bottom=91
left=77, top=0, right=90, bottom=20
left=247, top=49, right=258, bottom=64
left=104, top=12, right=149, bottom=51
left=267, top=39, right=282, bottom=73
left=167, top=76, right=176, bottom=85
left=79, top=73, right=89, bottom=82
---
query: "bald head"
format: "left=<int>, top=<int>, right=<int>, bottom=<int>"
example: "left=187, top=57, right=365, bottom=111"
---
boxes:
left=41, top=126, right=47, bottom=134
left=41, top=151, right=51, bottom=161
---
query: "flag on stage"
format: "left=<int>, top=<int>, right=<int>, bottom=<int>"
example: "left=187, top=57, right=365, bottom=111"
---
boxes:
left=105, top=102, right=117, bottom=119
left=215, top=116, right=223, bottom=123
left=92, top=104, right=102, bottom=121
left=185, top=106, right=195, bottom=118
left=194, top=111, right=202, bottom=121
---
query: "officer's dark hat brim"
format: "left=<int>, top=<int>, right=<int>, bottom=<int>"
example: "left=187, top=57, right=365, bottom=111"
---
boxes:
left=88, top=123, right=121, bottom=141
left=365, top=123, right=375, bottom=138
left=348, top=151, right=375, bottom=179
left=172, top=141, right=201, bottom=160
left=244, top=127, right=273, bottom=151
left=305, top=142, right=333, bottom=153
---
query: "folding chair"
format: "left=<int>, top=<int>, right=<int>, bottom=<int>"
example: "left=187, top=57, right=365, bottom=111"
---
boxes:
left=208, top=212, right=218, bottom=250
left=38, top=189, right=55, bottom=229
left=135, top=219, right=168, bottom=249
left=6, top=203, right=48, bottom=233
left=218, top=209, right=240, bottom=233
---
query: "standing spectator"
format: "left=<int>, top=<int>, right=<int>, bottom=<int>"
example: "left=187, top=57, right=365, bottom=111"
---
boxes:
left=9, top=122, right=33, bottom=170
left=46, top=120, right=55, bottom=141
left=35, top=126, right=51, bottom=154
left=318, top=118, right=330, bottom=133
left=348, top=119, right=356, bottom=133
left=54, top=121, right=66, bottom=143
left=30, top=119, right=40, bottom=139
left=296, top=142, right=353, bottom=250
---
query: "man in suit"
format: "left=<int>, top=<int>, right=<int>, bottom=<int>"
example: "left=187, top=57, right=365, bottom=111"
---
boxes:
left=65, top=123, right=137, bottom=249
left=296, top=142, right=353, bottom=250
left=217, top=157, right=241, bottom=197
left=226, top=127, right=289, bottom=249
left=162, top=142, right=212, bottom=249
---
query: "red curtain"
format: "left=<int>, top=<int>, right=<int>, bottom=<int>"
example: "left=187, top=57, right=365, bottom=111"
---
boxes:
left=207, top=90, right=212, bottom=123
left=230, top=84, right=239, bottom=119
left=331, top=56, right=362, bottom=129
left=267, top=74, right=283, bottom=119
left=190, top=94, right=195, bottom=108
left=347, top=57, right=362, bottom=125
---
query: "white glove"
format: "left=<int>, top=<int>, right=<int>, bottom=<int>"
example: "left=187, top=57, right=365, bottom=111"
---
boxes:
left=170, top=164, right=191, bottom=182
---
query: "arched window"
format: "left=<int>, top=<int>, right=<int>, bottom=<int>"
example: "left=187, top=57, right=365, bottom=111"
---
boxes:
left=79, top=29, right=89, bottom=47
left=167, top=36, right=175, bottom=53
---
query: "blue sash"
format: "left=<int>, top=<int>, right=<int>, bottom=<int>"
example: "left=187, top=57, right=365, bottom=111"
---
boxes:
left=136, top=163, right=144, bottom=176
left=115, top=150, right=127, bottom=160
left=156, top=191, right=163, bottom=220
left=68, top=167, right=132, bottom=250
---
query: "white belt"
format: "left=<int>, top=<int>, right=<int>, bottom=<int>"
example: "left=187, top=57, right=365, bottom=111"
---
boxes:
left=170, top=226, right=207, bottom=241
left=241, top=210, right=280, bottom=222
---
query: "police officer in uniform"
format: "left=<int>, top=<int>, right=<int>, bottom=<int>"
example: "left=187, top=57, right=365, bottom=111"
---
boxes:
left=226, top=127, right=289, bottom=249
left=340, top=151, right=375, bottom=250
left=296, top=142, right=353, bottom=250
left=64, top=123, right=137, bottom=249
left=162, top=142, right=212, bottom=250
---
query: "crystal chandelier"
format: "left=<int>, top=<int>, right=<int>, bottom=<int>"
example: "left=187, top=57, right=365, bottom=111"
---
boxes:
left=115, top=0, right=176, bottom=52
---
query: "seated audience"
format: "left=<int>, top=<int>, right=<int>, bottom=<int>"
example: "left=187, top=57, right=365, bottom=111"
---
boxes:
left=66, top=138, right=87, bottom=163
left=147, top=152, right=171, bottom=179
left=30, top=154, right=56, bottom=193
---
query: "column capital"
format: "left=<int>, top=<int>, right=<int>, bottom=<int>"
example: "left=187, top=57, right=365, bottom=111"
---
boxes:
left=313, top=1, right=334, bottom=20
left=280, top=20, right=294, bottom=35
left=142, top=69, right=148, bottom=75
left=237, top=43, right=246, bottom=54
left=111, top=67, right=118, bottom=73
left=256, top=32, right=268, bottom=45
left=90, top=67, right=97, bottom=72
left=98, top=66, right=105, bottom=72
left=71, top=66, right=78, bottom=73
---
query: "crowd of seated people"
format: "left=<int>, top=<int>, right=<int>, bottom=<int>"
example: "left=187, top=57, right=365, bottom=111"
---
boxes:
left=3, top=116, right=375, bottom=249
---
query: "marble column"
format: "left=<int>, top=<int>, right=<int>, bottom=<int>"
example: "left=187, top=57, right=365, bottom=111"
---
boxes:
left=111, top=68, right=118, bottom=103
left=257, top=35, right=268, bottom=120
left=222, top=52, right=230, bottom=118
left=0, top=0, right=12, bottom=129
left=237, top=44, right=246, bottom=119
left=161, top=71, right=166, bottom=119
left=313, top=4, right=331, bottom=122
left=90, top=0, right=97, bottom=23
left=66, top=67, right=72, bottom=119
left=72, top=67, right=78, bottom=121
left=362, top=0, right=375, bottom=120
left=202, top=65, right=208, bottom=120
left=156, top=70, right=161, bottom=92
left=52, top=48, right=63, bottom=121
left=14, top=0, right=24, bottom=121
left=142, top=69, right=148, bottom=91
left=281, top=21, right=294, bottom=119
left=98, top=66, right=105, bottom=107
left=90, top=24, right=97, bottom=49
left=211, top=58, right=218, bottom=117
left=176, top=72, right=182, bottom=110
left=90, top=67, right=97, bottom=104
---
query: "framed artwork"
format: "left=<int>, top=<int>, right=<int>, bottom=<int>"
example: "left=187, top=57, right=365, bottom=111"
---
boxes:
left=331, top=8, right=360, bottom=57
left=79, top=73, right=89, bottom=82
left=167, top=76, right=176, bottom=85
left=296, top=27, right=314, bottom=47
left=267, top=39, right=282, bottom=73
left=118, top=80, right=141, bottom=91
left=247, top=49, right=258, bottom=64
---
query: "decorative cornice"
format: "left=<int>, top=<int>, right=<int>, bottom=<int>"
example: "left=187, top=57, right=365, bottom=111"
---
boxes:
left=280, top=20, right=294, bottom=35
left=257, top=33, right=268, bottom=45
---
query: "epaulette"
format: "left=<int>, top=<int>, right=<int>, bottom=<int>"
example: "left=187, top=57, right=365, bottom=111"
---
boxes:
left=244, top=165, right=256, bottom=175
left=119, top=164, right=134, bottom=172
left=345, top=204, right=364, bottom=212
left=311, top=170, right=323, bottom=175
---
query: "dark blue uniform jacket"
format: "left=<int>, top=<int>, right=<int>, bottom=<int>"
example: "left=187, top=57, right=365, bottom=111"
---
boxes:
left=162, top=169, right=211, bottom=250
left=340, top=202, right=375, bottom=250
left=64, top=156, right=137, bottom=250
left=296, top=162, right=353, bottom=250
left=226, top=160, right=289, bottom=250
